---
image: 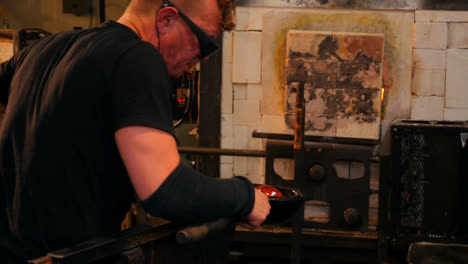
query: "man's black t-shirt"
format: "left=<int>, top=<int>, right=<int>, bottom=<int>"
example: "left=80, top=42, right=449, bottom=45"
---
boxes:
left=0, top=21, right=175, bottom=258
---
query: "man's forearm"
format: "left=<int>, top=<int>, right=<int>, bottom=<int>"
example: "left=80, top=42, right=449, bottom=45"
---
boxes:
left=139, top=162, right=255, bottom=225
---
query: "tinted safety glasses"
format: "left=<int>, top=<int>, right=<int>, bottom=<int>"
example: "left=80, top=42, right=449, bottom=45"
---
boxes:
left=162, top=0, right=219, bottom=58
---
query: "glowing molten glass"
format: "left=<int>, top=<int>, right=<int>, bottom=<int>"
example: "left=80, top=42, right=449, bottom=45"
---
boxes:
left=255, top=185, right=284, bottom=197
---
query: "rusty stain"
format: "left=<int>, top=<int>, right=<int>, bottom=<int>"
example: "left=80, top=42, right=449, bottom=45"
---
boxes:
left=272, top=12, right=401, bottom=121
left=341, top=35, right=384, bottom=61
left=336, top=36, right=351, bottom=59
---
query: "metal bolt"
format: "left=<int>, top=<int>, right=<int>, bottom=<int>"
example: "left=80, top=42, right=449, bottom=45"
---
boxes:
left=344, top=208, right=361, bottom=225
left=309, top=164, right=326, bottom=182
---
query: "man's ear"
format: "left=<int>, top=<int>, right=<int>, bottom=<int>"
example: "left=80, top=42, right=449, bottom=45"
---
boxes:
left=157, top=7, right=179, bottom=34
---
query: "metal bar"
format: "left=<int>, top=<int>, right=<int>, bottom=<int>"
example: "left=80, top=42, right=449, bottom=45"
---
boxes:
left=233, top=228, right=378, bottom=249
left=392, top=120, right=468, bottom=130
left=377, top=155, right=391, bottom=263
left=178, top=146, right=266, bottom=157
left=45, top=223, right=177, bottom=264
left=291, top=81, right=305, bottom=264
left=252, top=130, right=379, bottom=145
left=293, top=82, right=304, bottom=154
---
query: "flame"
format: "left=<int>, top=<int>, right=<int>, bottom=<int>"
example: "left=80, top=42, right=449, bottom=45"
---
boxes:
left=381, top=87, right=385, bottom=103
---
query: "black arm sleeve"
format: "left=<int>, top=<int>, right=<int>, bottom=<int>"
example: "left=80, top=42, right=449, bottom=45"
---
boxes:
left=140, top=162, right=255, bottom=225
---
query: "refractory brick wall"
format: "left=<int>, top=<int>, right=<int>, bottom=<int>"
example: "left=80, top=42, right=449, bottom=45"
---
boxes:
left=220, top=7, right=267, bottom=183
left=412, top=11, right=468, bottom=120
left=220, top=8, right=468, bottom=181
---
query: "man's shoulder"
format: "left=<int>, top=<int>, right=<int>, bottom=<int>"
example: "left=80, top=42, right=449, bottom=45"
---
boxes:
left=95, top=20, right=138, bottom=37
left=31, top=21, right=142, bottom=55
left=89, top=21, right=142, bottom=48
left=91, top=21, right=161, bottom=60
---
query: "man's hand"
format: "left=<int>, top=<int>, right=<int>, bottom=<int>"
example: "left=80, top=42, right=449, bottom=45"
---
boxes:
left=238, top=189, right=271, bottom=230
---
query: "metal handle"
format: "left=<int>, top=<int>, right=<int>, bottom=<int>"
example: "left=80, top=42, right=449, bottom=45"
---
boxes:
left=176, top=218, right=236, bottom=245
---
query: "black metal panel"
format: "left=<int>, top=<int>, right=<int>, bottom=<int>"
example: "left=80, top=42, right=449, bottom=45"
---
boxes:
left=390, top=120, right=468, bottom=242
left=461, top=137, right=468, bottom=239
left=264, top=139, right=373, bottom=231
left=305, top=142, right=372, bottom=231
left=265, top=140, right=295, bottom=189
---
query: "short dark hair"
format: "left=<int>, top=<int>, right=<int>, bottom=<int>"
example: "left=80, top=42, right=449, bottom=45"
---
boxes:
left=154, top=0, right=237, bottom=31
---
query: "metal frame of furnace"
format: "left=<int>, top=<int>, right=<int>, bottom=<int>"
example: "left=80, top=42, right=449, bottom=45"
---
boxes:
left=263, top=139, right=375, bottom=232
left=387, top=120, right=468, bottom=247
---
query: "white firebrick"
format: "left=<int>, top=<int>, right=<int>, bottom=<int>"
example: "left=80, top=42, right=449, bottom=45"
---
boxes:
left=448, top=23, right=468, bottom=49
left=413, top=22, right=447, bottom=50
left=411, top=96, right=444, bottom=120
left=446, top=49, right=468, bottom=108
left=232, top=31, right=262, bottom=84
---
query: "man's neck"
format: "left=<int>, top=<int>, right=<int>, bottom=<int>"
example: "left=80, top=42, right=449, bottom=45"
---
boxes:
left=117, top=13, right=160, bottom=49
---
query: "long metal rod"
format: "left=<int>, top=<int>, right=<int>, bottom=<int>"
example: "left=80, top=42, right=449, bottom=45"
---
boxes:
left=292, top=81, right=305, bottom=264
left=29, top=223, right=177, bottom=264
left=178, top=146, right=266, bottom=157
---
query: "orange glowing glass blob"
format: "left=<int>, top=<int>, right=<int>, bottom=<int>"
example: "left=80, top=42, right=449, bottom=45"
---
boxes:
left=255, top=185, right=284, bottom=197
